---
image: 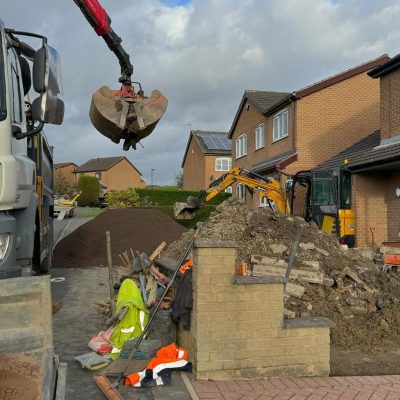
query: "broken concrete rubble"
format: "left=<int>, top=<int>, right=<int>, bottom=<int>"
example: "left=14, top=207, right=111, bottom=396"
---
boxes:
left=165, top=198, right=400, bottom=351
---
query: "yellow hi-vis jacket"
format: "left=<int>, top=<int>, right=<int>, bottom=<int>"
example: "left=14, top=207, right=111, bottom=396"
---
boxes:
left=110, top=279, right=149, bottom=360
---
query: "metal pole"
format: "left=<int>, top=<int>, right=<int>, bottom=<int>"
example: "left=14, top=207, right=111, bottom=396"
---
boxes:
left=106, top=231, right=115, bottom=316
left=151, top=168, right=155, bottom=187
left=284, top=226, right=303, bottom=289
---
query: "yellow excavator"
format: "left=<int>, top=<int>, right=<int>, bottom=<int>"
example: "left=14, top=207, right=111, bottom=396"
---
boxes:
left=174, top=167, right=291, bottom=219
left=175, top=166, right=356, bottom=247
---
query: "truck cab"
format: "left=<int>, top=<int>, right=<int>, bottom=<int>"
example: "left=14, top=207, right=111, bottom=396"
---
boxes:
left=0, top=20, right=64, bottom=278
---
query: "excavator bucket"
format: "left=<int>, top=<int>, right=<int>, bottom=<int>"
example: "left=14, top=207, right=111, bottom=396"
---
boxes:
left=174, top=196, right=204, bottom=220
left=89, top=86, right=168, bottom=150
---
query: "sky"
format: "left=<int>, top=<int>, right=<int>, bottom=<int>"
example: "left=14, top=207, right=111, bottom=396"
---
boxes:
left=3, top=0, right=400, bottom=185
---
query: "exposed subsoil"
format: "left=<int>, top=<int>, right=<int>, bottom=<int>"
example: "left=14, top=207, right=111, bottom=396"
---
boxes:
left=0, top=353, right=41, bottom=400
left=53, top=208, right=187, bottom=268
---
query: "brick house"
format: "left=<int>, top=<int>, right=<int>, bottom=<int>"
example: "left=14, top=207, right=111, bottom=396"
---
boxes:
left=319, top=54, right=400, bottom=246
left=228, top=55, right=389, bottom=208
left=181, top=130, right=231, bottom=190
left=74, top=156, right=146, bottom=192
left=54, top=162, right=77, bottom=185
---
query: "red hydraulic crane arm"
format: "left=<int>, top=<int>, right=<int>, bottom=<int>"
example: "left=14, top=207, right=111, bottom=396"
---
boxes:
left=73, top=0, right=134, bottom=86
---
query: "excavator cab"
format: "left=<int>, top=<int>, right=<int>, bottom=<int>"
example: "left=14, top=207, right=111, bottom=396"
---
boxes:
left=291, top=167, right=355, bottom=247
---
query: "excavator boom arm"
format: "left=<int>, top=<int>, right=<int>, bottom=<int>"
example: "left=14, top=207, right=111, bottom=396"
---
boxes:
left=174, top=167, right=290, bottom=219
left=73, top=0, right=133, bottom=85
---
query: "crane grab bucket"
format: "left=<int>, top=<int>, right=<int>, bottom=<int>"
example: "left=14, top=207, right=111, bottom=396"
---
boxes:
left=89, top=86, right=168, bottom=150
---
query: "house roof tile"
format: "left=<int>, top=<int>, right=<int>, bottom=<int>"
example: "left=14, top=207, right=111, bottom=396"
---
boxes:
left=369, top=53, right=400, bottom=78
left=250, top=150, right=297, bottom=173
left=228, top=91, right=290, bottom=138
left=75, top=156, right=142, bottom=175
left=317, top=131, right=400, bottom=171
left=54, top=162, right=77, bottom=169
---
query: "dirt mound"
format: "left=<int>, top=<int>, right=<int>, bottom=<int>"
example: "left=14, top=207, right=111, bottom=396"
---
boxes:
left=165, top=198, right=400, bottom=351
left=53, top=209, right=187, bottom=268
left=0, top=353, right=41, bottom=400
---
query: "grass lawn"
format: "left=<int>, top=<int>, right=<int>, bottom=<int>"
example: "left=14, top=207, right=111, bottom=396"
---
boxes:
left=78, top=208, right=106, bottom=218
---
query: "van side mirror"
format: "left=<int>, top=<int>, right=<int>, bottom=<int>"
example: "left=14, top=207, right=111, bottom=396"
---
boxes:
left=32, top=44, right=64, bottom=125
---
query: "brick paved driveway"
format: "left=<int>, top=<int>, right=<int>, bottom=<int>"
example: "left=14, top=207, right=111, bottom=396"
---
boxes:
left=189, top=375, right=400, bottom=399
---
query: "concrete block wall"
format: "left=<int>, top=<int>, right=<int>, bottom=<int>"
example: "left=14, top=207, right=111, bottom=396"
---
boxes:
left=178, top=240, right=334, bottom=380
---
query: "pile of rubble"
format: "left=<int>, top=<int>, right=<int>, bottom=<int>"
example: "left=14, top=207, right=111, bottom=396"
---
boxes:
left=165, top=197, right=400, bottom=351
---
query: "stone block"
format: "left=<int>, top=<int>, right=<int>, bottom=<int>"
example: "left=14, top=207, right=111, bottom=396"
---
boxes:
left=196, top=360, right=224, bottom=372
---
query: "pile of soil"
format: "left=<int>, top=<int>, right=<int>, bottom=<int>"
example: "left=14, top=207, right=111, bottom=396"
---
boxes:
left=165, top=198, right=400, bottom=351
left=53, top=209, right=187, bottom=268
left=0, top=353, right=41, bottom=400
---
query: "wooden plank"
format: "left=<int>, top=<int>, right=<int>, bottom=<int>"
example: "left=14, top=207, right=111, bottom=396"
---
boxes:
left=252, top=264, right=324, bottom=284
left=55, top=362, right=67, bottom=400
left=285, top=282, right=305, bottom=298
left=149, top=241, right=167, bottom=261
left=342, top=267, right=373, bottom=292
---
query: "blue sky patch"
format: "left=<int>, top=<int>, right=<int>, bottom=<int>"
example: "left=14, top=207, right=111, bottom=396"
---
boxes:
left=161, top=0, right=191, bottom=6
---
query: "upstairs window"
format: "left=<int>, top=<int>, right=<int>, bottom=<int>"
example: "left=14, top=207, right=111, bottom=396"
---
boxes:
left=236, top=134, right=247, bottom=158
left=95, top=172, right=102, bottom=180
left=273, top=109, right=288, bottom=141
left=255, top=124, right=265, bottom=150
left=215, top=158, right=232, bottom=172
left=236, top=183, right=246, bottom=200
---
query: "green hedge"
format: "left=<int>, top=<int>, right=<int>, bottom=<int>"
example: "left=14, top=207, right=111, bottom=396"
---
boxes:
left=106, top=188, right=140, bottom=208
left=136, top=188, right=231, bottom=206
left=77, top=176, right=100, bottom=206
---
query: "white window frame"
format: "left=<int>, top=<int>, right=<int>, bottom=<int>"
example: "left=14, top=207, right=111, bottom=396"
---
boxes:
left=215, top=157, right=232, bottom=172
left=235, top=134, right=247, bottom=159
left=273, top=109, right=289, bottom=142
left=255, top=124, right=265, bottom=150
left=259, top=196, right=269, bottom=207
left=236, top=183, right=246, bottom=200
left=225, top=187, right=233, bottom=194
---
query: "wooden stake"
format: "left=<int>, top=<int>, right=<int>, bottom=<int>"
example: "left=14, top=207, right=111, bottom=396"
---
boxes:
left=106, top=231, right=115, bottom=316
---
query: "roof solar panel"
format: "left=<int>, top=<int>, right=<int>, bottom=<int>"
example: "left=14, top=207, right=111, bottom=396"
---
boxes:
left=197, top=133, right=231, bottom=151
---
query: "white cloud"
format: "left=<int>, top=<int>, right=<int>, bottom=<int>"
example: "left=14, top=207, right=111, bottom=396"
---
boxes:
left=3, top=0, right=400, bottom=184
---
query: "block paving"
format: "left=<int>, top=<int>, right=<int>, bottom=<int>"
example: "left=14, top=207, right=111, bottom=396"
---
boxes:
left=190, top=375, right=400, bottom=400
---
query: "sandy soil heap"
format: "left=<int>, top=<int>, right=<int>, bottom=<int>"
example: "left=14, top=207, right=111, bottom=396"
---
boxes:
left=165, top=198, right=400, bottom=351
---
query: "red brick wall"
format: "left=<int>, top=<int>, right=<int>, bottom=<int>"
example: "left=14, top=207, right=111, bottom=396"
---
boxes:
left=183, top=138, right=206, bottom=190
left=183, top=137, right=231, bottom=190
left=386, top=171, right=400, bottom=241
left=55, top=164, right=76, bottom=184
left=78, top=160, right=145, bottom=192
left=285, top=72, right=381, bottom=175
left=230, top=99, right=293, bottom=207
left=380, top=68, right=400, bottom=140
left=353, top=172, right=388, bottom=246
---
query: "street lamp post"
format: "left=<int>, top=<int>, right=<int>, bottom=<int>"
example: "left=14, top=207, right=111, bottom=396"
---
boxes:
left=151, top=168, right=156, bottom=187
